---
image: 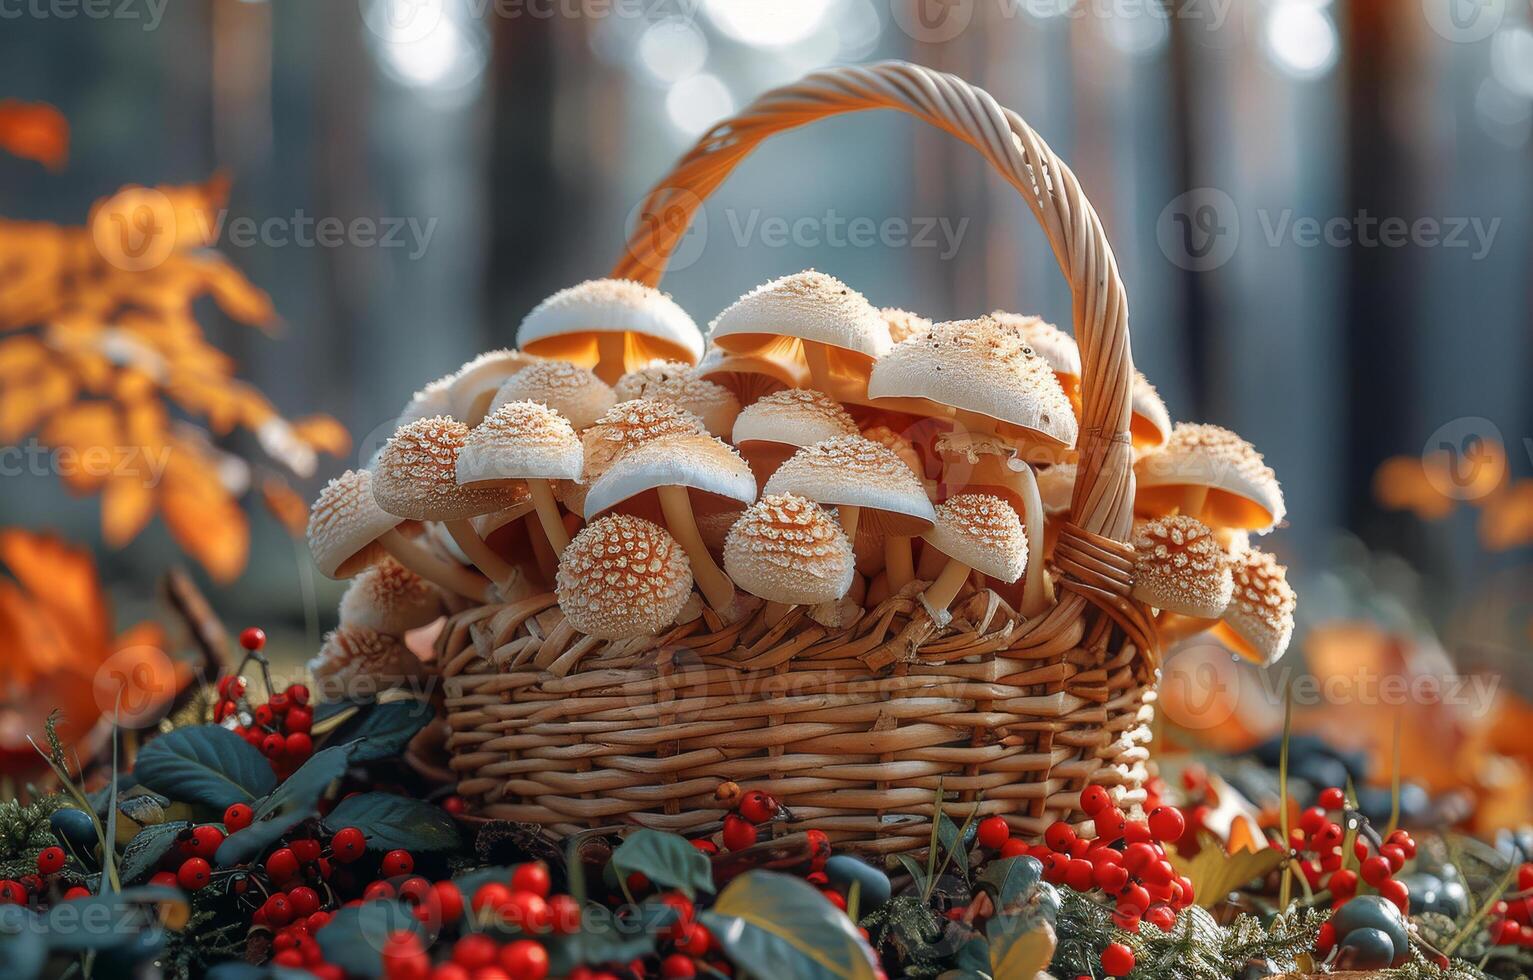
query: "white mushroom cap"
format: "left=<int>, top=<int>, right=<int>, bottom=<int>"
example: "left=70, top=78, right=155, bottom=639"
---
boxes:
left=555, top=514, right=693, bottom=639
left=457, top=401, right=582, bottom=485
left=491, top=361, right=616, bottom=431
left=990, top=312, right=1081, bottom=383
left=1130, top=516, right=1233, bottom=619
left=613, top=361, right=741, bottom=438
left=581, top=398, right=709, bottom=483
left=447, top=349, right=541, bottom=423
left=1134, top=423, right=1285, bottom=532
left=868, top=315, right=1077, bottom=450
left=307, top=625, right=425, bottom=700
left=732, top=389, right=858, bottom=450
left=860, top=425, right=927, bottom=483
left=709, top=270, right=891, bottom=359
left=724, top=493, right=854, bottom=605
left=764, top=434, right=934, bottom=535
left=372, top=416, right=526, bottom=521
left=338, top=557, right=444, bottom=634
left=1131, top=371, right=1172, bottom=450
left=1212, top=548, right=1296, bottom=665
left=694, top=345, right=810, bottom=402
left=397, top=374, right=456, bottom=427
left=923, top=493, right=1029, bottom=583
left=308, top=469, right=403, bottom=578
left=517, top=278, right=704, bottom=375
left=583, top=432, right=756, bottom=519
left=881, top=308, right=933, bottom=344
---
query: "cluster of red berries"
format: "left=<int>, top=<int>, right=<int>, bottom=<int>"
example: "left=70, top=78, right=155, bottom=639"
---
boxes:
left=0, top=846, right=94, bottom=907
left=1289, top=786, right=1413, bottom=915
left=712, top=782, right=789, bottom=853
left=214, top=628, right=315, bottom=776
left=1487, top=863, right=1533, bottom=948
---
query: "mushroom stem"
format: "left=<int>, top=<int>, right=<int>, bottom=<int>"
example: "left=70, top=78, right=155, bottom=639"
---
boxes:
left=526, top=517, right=559, bottom=585
left=803, top=341, right=832, bottom=390
left=1008, top=459, right=1054, bottom=618
left=838, top=504, right=861, bottom=541
left=922, top=558, right=973, bottom=615
left=377, top=528, right=494, bottom=603
left=916, top=540, right=946, bottom=580
left=528, top=480, right=571, bottom=555
left=1181, top=485, right=1210, bottom=520
left=1156, top=611, right=1219, bottom=644
left=658, top=485, right=735, bottom=610
left=884, top=536, right=914, bottom=590
left=444, top=520, right=518, bottom=591
left=595, top=332, right=626, bottom=383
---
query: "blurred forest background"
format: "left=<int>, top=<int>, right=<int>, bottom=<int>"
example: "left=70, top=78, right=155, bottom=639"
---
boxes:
left=0, top=0, right=1529, bottom=700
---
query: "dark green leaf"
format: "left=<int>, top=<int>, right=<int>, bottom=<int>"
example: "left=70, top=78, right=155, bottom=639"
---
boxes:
left=954, top=934, right=991, bottom=977
left=609, top=829, right=714, bottom=899
left=315, top=900, right=424, bottom=979
left=892, top=853, right=928, bottom=893
left=544, top=903, right=654, bottom=972
left=133, top=726, right=275, bottom=809
left=216, top=808, right=311, bottom=868
left=254, top=744, right=353, bottom=822
left=975, top=856, right=1044, bottom=911
left=937, top=813, right=968, bottom=875
left=327, top=700, right=434, bottom=762
left=119, top=821, right=191, bottom=884
left=700, top=872, right=878, bottom=980
left=325, top=794, right=461, bottom=853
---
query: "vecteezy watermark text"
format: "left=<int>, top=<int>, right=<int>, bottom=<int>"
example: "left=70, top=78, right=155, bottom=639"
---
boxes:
left=0, top=0, right=167, bottom=30
left=0, top=439, right=172, bottom=486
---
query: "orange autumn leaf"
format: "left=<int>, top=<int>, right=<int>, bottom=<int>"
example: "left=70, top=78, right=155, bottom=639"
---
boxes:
left=260, top=475, right=310, bottom=537
left=291, top=414, right=353, bottom=458
left=0, top=529, right=110, bottom=678
left=1372, top=455, right=1455, bottom=520
left=39, top=401, right=121, bottom=493
left=158, top=438, right=249, bottom=583
left=0, top=100, right=68, bottom=169
left=1479, top=480, right=1533, bottom=551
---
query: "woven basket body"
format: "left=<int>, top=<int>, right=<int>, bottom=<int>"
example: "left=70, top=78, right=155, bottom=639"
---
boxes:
left=439, top=62, right=1158, bottom=853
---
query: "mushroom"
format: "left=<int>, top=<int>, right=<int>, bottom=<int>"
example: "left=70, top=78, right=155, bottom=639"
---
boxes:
left=580, top=398, right=709, bottom=486
left=491, top=360, right=616, bottom=431
left=1210, top=548, right=1296, bottom=665
left=881, top=307, right=932, bottom=344
left=555, top=513, right=694, bottom=640
left=695, top=343, right=811, bottom=406
left=371, top=416, right=526, bottom=591
left=709, top=270, right=891, bottom=405
left=338, top=557, right=445, bottom=635
left=919, top=493, right=1029, bottom=624
left=517, top=278, right=704, bottom=384
left=764, top=434, right=935, bottom=591
left=869, top=315, right=1075, bottom=616
left=447, top=349, right=541, bottom=424
left=1134, top=423, right=1285, bottom=533
left=457, top=401, right=582, bottom=555
left=991, top=311, right=1081, bottom=412
left=613, top=360, right=742, bottom=438
left=583, top=432, right=756, bottom=611
left=307, top=625, right=426, bottom=702
left=1130, top=516, right=1234, bottom=620
left=724, top=493, right=855, bottom=622
left=307, top=468, right=491, bottom=601
left=396, top=373, right=457, bottom=427
left=1130, top=371, right=1172, bottom=451
left=731, top=388, right=858, bottom=484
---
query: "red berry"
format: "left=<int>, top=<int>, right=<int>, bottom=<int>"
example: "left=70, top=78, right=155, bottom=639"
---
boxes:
left=473, top=883, right=513, bottom=916
left=1000, top=838, right=1030, bottom=859
left=442, top=795, right=467, bottom=816
left=675, top=922, right=711, bottom=957
left=177, top=857, right=212, bottom=890
left=1378, top=877, right=1410, bottom=914
left=364, top=880, right=397, bottom=902
left=1064, top=859, right=1094, bottom=893
left=261, top=733, right=285, bottom=757
left=36, top=846, right=66, bottom=875
left=1318, top=787, right=1346, bottom=810
left=0, top=881, right=24, bottom=904
left=512, top=862, right=551, bottom=898
left=264, top=894, right=294, bottom=926
left=267, top=848, right=300, bottom=882
left=1120, top=884, right=1151, bottom=912
left=1094, top=808, right=1127, bottom=841
left=332, top=827, right=366, bottom=862
left=548, top=893, right=582, bottom=934
left=218, top=675, right=247, bottom=699
left=737, top=790, right=777, bottom=824
left=214, top=699, right=237, bottom=723
left=1328, top=868, right=1358, bottom=899
left=1122, top=821, right=1153, bottom=845
left=189, top=826, right=225, bottom=859
left=1361, top=856, right=1392, bottom=888
left=149, top=871, right=178, bottom=888
left=1380, top=843, right=1406, bottom=872
left=286, top=838, right=320, bottom=864
left=1145, top=904, right=1177, bottom=931
left=1147, top=806, right=1186, bottom=843
left=63, top=885, right=92, bottom=901
left=1112, top=905, right=1141, bottom=932
left=286, top=707, right=313, bottom=734
left=661, top=953, right=698, bottom=978
left=498, top=939, right=549, bottom=979
left=1298, top=806, right=1326, bottom=836
left=284, top=732, right=313, bottom=759
left=432, top=881, right=464, bottom=922
left=381, top=850, right=414, bottom=877
left=286, top=683, right=311, bottom=706
left=222, top=804, right=254, bottom=834
left=1313, top=822, right=1343, bottom=851
left=1123, top=842, right=1158, bottom=876
left=240, top=627, right=267, bottom=650
left=1101, top=941, right=1136, bottom=976
left=504, top=891, right=551, bottom=932
left=1094, top=862, right=1130, bottom=894
left=288, top=886, right=322, bottom=916
left=1079, top=785, right=1111, bottom=816
left=453, top=934, right=499, bottom=969
left=1317, top=922, right=1337, bottom=954
left=689, top=838, right=718, bottom=856
left=722, top=814, right=758, bottom=851
left=1044, top=821, right=1076, bottom=853
left=977, top=816, right=1011, bottom=850
left=1520, top=863, right=1533, bottom=893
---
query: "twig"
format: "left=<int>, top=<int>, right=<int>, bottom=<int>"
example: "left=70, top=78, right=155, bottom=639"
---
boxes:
left=160, top=567, right=232, bottom=680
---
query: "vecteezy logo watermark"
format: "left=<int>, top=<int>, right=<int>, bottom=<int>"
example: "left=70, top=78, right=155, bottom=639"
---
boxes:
left=94, top=645, right=180, bottom=730
left=1156, top=188, right=1240, bottom=273
left=887, top=0, right=1231, bottom=45
left=1423, top=416, right=1507, bottom=502
left=889, top=0, right=977, bottom=44
left=359, top=0, right=702, bottom=44
left=0, top=0, right=168, bottom=31
left=1420, top=0, right=1504, bottom=43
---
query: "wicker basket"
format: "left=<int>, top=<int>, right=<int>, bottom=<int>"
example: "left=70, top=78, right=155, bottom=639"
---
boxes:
left=438, top=61, right=1158, bottom=854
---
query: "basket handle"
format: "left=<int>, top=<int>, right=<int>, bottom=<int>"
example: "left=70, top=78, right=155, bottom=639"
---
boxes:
left=611, top=61, right=1137, bottom=545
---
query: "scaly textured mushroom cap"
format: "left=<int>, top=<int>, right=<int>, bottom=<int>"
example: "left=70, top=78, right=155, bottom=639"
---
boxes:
left=613, top=361, right=741, bottom=438
left=556, top=514, right=693, bottom=639
left=457, top=401, right=582, bottom=485
left=1130, top=516, right=1233, bottom=619
left=373, top=416, right=526, bottom=521
left=518, top=278, right=704, bottom=364
left=397, top=374, right=456, bottom=426
left=584, top=432, right=756, bottom=518
left=868, top=315, right=1077, bottom=449
left=1134, top=423, right=1285, bottom=532
left=923, top=493, right=1029, bottom=583
left=861, top=425, right=926, bottom=481
left=881, top=307, right=933, bottom=344
left=709, top=270, right=891, bottom=358
left=1130, top=371, right=1172, bottom=450
left=307, top=625, right=425, bottom=700
left=1214, top=548, right=1296, bottom=665
left=447, top=349, right=541, bottom=422
left=308, top=469, right=402, bottom=578
left=732, top=388, right=858, bottom=449
left=492, top=361, right=615, bottom=431
left=338, top=557, right=444, bottom=634
left=581, top=398, right=708, bottom=483
left=764, top=434, right=934, bottom=535
left=724, top=493, right=854, bottom=605
left=990, top=312, right=1081, bottom=381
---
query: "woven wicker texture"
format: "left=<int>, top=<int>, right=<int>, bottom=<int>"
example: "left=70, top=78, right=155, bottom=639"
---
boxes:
left=440, top=61, right=1156, bottom=853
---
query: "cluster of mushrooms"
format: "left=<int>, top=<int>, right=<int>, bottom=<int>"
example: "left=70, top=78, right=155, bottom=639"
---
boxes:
left=304, top=270, right=1296, bottom=687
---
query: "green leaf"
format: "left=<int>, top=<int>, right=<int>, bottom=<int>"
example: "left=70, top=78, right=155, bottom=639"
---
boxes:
left=609, top=829, right=715, bottom=899
left=975, top=856, right=1044, bottom=911
left=700, top=872, right=878, bottom=980
left=953, top=934, right=992, bottom=978
left=326, top=700, right=434, bottom=763
left=544, top=903, right=655, bottom=972
left=937, top=812, right=968, bottom=875
left=255, top=744, right=353, bottom=822
left=0, top=906, right=46, bottom=980
left=215, top=808, right=310, bottom=868
left=119, top=821, right=192, bottom=884
left=893, top=853, right=928, bottom=893
left=133, top=726, right=276, bottom=810
left=986, top=914, right=1055, bottom=980
left=315, top=900, right=424, bottom=979
left=325, top=794, right=461, bottom=853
